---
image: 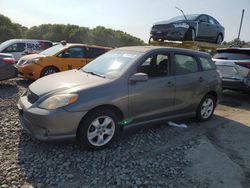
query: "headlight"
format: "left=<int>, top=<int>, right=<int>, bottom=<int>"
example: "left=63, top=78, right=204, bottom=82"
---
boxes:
left=173, top=23, right=189, bottom=29
left=23, top=58, right=40, bottom=65
left=38, top=94, right=78, bottom=110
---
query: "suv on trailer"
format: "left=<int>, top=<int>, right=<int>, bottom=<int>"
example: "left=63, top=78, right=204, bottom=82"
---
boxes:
left=16, top=42, right=111, bottom=80
left=18, top=46, right=221, bottom=150
left=213, top=48, right=250, bottom=91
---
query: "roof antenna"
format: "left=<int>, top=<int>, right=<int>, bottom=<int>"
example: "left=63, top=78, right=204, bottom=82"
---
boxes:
left=175, top=7, right=187, bottom=21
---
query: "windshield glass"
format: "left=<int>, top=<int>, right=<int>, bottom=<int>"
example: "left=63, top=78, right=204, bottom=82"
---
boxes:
left=169, top=14, right=199, bottom=22
left=0, top=40, right=14, bottom=51
left=40, top=44, right=64, bottom=56
left=82, top=49, right=142, bottom=79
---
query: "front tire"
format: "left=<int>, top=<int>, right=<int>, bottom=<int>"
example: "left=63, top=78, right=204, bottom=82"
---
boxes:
left=196, top=95, right=215, bottom=121
left=184, top=28, right=196, bottom=41
left=40, top=66, right=59, bottom=78
left=78, top=108, right=120, bottom=150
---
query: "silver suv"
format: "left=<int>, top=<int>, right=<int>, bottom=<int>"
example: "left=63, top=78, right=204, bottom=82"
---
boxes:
left=213, top=48, right=250, bottom=91
left=18, top=46, right=221, bottom=150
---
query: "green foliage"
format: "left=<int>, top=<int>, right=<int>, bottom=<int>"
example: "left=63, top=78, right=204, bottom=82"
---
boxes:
left=222, top=38, right=250, bottom=47
left=0, top=14, right=27, bottom=42
left=0, top=14, right=145, bottom=47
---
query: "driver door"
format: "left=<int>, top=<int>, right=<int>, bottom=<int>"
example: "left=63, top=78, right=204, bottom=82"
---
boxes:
left=58, top=47, right=87, bottom=71
left=128, top=52, right=175, bottom=123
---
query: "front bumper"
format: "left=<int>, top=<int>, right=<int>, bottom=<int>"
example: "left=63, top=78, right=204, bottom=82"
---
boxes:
left=16, top=64, right=42, bottom=80
left=17, top=95, right=87, bottom=141
left=221, top=77, right=250, bottom=91
left=150, top=28, right=187, bottom=41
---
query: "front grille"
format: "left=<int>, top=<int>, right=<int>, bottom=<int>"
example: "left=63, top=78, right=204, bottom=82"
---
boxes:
left=217, top=65, right=238, bottom=78
left=153, top=24, right=170, bottom=31
left=27, top=89, right=39, bottom=104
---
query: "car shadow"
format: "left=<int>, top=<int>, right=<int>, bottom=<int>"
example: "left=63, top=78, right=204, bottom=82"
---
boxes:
left=0, top=82, right=19, bottom=99
left=16, top=78, right=33, bottom=88
left=220, top=89, right=250, bottom=111
left=17, top=113, right=250, bottom=187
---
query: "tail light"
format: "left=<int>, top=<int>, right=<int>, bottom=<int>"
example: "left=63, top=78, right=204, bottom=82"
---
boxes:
left=2, top=57, right=15, bottom=64
left=235, top=62, right=250, bottom=69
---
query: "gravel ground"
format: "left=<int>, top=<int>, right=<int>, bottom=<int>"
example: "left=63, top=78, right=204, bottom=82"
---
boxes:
left=1, top=78, right=250, bottom=188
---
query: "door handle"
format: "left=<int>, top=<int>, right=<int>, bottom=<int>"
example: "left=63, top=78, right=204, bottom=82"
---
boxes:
left=167, top=81, right=174, bottom=87
left=199, top=77, right=204, bottom=82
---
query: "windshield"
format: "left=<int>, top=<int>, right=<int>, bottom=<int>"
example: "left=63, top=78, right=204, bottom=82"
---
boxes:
left=0, top=40, right=14, bottom=52
left=40, top=44, right=64, bottom=56
left=82, top=49, right=142, bottom=79
left=169, top=14, right=199, bottom=22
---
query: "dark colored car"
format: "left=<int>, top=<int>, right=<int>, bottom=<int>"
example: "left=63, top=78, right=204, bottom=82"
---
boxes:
left=0, top=53, right=17, bottom=81
left=213, top=48, right=250, bottom=91
left=18, top=46, right=221, bottom=150
left=150, top=14, right=225, bottom=44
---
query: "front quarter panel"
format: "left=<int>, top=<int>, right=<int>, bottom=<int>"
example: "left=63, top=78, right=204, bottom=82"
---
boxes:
left=64, top=78, right=129, bottom=118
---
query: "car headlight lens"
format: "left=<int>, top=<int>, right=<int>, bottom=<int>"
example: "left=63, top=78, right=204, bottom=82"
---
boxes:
left=24, top=58, right=40, bottom=65
left=38, top=94, right=78, bottom=110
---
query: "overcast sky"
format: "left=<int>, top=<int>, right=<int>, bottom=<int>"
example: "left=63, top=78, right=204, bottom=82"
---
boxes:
left=0, top=0, right=249, bottom=42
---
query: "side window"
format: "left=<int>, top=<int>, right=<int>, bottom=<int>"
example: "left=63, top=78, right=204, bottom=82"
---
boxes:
left=208, top=17, right=216, bottom=25
left=200, top=57, right=217, bottom=71
left=3, top=43, right=26, bottom=53
left=137, top=53, right=169, bottom=77
left=44, top=42, right=53, bottom=49
left=86, top=47, right=108, bottom=58
left=61, top=47, right=85, bottom=58
left=175, top=54, right=198, bottom=75
left=197, top=15, right=208, bottom=23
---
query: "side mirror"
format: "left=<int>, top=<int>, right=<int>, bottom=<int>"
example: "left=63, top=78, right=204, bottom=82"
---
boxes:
left=129, top=73, right=148, bottom=84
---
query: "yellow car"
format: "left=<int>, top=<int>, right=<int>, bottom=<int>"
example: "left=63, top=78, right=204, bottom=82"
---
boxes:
left=16, top=42, right=111, bottom=80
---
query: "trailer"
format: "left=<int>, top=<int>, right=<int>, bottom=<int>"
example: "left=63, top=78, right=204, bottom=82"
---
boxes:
left=149, top=40, right=228, bottom=54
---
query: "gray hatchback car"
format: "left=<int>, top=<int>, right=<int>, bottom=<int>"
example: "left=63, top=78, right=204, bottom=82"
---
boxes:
left=18, top=46, right=221, bottom=150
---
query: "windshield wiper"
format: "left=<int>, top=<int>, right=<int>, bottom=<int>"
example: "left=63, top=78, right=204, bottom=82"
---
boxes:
left=82, top=70, right=105, bottom=78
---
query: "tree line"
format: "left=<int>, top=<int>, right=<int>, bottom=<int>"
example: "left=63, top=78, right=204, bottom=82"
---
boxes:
left=0, top=14, right=145, bottom=47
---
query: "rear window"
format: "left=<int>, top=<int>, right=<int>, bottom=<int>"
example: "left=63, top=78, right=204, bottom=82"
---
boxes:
left=86, top=47, right=109, bottom=58
left=199, top=57, right=217, bottom=71
left=213, top=49, right=250, bottom=60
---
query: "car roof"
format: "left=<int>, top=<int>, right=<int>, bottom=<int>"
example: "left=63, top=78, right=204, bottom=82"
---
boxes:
left=5, top=39, right=52, bottom=43
left=118, top=46, right=211, bottom=57
left=62, top=43, right=112, bottom=50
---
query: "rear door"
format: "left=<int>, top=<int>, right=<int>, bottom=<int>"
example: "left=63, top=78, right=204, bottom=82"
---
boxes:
left=57, top=46, right=87, bottom=71
left=207, top=16, right=219, bottom=41
left=128, top=51, right=175, bottom=123
left=196, top=15, right=210, bottom=41
left=173, top=53, right=204, bottom=114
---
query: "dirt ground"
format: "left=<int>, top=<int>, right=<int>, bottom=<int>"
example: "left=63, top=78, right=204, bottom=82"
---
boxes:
left=0, top=78, right=250, bottom=188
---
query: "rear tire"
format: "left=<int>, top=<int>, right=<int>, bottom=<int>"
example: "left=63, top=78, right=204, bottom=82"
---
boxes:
left=216, top=34, right=223, bottom=44
left=40, top=67, right=59, bottom=78
left=196, top=95, right=215, bottom=121
left=78, top=108, right=121, bottom=150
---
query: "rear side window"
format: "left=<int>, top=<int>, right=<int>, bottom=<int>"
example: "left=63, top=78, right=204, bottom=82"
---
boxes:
left=199, top=57, right=217, bottom=71
left=174, top=54, right=198, bottom=75
left=3, top=43, right=26, bottom=53
left=213, top=49, right=250, bottom=60
left=86, top=47, right=109, bottom=58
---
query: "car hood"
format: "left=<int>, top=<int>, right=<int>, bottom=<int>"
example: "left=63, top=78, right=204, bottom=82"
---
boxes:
left=19, top=54, right=45, bottom=61
left=153, top=19, right=193, bottom=26
left=29, top=69, right=109, bottom=97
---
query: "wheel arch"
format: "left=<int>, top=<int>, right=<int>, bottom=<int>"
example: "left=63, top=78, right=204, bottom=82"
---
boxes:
left=40, top=65, right=60, bottom=77
left=76, top=104, right=125, bottom=139
left=204, top=90, right=218, bottom=105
